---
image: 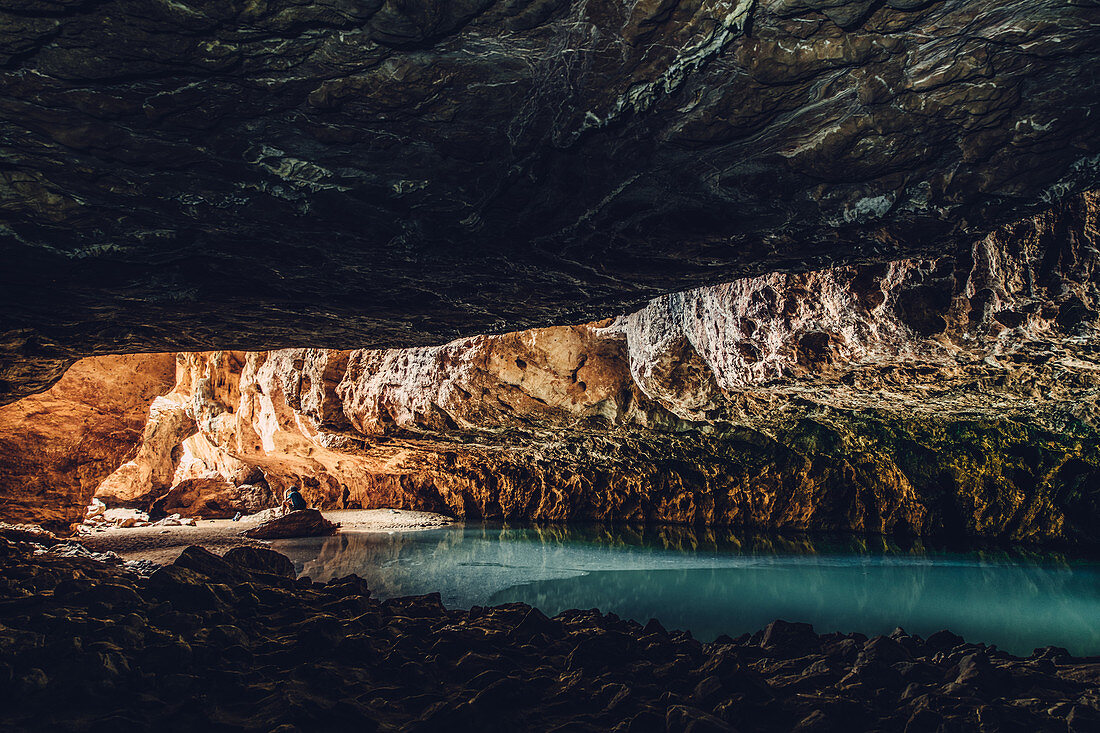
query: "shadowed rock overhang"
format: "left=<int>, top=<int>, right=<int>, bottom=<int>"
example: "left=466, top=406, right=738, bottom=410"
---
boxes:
left=4, top=192, right=1095, bottom=539
left=1, top=0, right=1100, bottom=401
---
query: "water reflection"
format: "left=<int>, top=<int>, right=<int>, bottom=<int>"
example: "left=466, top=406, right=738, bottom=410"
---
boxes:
left=271, top=524, right=1100, bottom=656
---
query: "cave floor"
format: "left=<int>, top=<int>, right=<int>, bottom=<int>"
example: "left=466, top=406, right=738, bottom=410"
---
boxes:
left=77, top=509, right=453, bottom=565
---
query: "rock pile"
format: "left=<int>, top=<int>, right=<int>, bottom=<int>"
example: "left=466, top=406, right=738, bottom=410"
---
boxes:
left=0, top=522, right=161, bottom=577
left=80, top=499, right=197, bottom=532
left=0, top=535, right=1097, bottom=732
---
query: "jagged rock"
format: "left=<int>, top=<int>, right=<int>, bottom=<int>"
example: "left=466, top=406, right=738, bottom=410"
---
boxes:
left=149, top=477, right=272, bottom=520
left=1, top=195, right=1096, bottom=541
left=927, top=630, right=966, bottom=651
left=68, top=192, right=1095, bottom=544
left=96, top=394, right=198, bottom=505
left=761, top=620, right=820, bottom=652
left=84, top=498, right=105, bottom=520
left=0, top=522, right=59, bottom=546
left=171, top=545, right=254, bottom=585
left=222, top=546, right=296, bottom=579
left=241, top=509, right=339, bottom=540
left=0, top=538, right=1096, bottom=731
left=0, top=354, right=176, bottom=531
left=1, top=1, right=1099, bottom=403
left=145, top=564, right=225, bottom=613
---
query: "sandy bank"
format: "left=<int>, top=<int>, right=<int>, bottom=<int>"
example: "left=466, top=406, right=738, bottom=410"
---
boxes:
left=78, top=508, right=453, bottom=564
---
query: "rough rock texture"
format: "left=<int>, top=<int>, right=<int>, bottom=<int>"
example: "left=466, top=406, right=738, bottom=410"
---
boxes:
left=147, top=477, right=272, bottom=520
left=241, top=509, right=340, bottom=540
left=1, top=537, right=1099, bottom=732
left=0, top=354, right=175, bottom=531
left=221, top=545, right=296, bottom=579
left=2, top=0, right=1100, bottom=402
left=87, top=353, right=278, bottom=521
left=97, top=192, right=1100, bottom=544
left=95, top=394, right=197, bottom=505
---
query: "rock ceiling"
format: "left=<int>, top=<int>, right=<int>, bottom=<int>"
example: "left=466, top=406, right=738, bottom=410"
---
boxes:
left=2, top=0, right=1099, bottom=402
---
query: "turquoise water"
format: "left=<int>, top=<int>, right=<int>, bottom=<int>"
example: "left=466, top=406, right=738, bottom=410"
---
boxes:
left=272, top=524, right=1100, bottom=656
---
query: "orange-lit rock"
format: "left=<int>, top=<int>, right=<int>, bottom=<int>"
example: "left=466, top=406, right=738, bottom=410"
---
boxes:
left=0, top=353, right=175, bottom=531
left=2, top=196, right=1096, bottom=541
left=95, top=193, right=1097, bottom=543
left=95, top=394, right=196, bottom=505
left=148, top=476, right=272, bottom=519
left=242, top=509, right=339, bottom=540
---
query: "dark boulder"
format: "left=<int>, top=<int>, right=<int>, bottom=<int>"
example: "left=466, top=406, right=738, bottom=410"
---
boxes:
left=241, top=509, right=339, bottom=540
left=223, top=546, right=296, bottom=579
left=171, top=545, right=252, bottom=585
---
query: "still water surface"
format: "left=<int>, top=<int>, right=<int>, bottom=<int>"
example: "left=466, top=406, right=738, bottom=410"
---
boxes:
left=272, top=524, right=1100, bottom=656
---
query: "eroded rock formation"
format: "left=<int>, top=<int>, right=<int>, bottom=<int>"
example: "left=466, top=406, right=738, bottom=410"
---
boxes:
left=2, top=0, right=1100, bottom=402
left=95, top=394, right=198, bottom=506
left=0, top=354, right=175, bottom=531
left=67, top=192, right=1099, bottom=543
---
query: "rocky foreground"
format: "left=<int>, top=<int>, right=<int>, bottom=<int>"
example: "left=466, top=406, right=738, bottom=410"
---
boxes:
left=1, top=534, right=1098, bottom=732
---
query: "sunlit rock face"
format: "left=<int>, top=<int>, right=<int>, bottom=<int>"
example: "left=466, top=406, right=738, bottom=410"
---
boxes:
left=2, top=0, right=1100, bottom=403
left=0, top=354, right=176, bottom=530
left=98, top=193, right=1098, bottom=543
left=96, top=394, right=197, bottom=506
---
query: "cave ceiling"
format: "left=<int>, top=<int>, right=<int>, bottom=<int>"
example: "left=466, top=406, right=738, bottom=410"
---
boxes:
left=1, top=0, right=1099, bottom=401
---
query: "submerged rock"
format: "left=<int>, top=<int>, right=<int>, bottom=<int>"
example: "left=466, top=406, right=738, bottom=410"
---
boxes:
left=241, top=509, right=339, bottom=540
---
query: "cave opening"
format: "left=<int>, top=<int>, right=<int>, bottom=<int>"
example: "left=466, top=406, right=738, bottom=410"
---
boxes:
left=3, top=192, right=1099, bottom=728
left=2, top=0, right=1100, bottom=729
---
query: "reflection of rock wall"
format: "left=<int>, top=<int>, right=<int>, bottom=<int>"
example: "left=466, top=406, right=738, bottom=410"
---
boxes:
left=0, top=354, right=176, bottom=530
left=283, top=526, right=1086, bottom=649
left=291, top=525, right=894, bottom=588
left=102, top=193, right=1098, bottom=543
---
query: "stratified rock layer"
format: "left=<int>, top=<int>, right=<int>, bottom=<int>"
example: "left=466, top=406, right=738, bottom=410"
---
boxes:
left=89, top=192, right=1099, bottom=544
left=0, top=354, right=175, bottom=531
left=2, top=0, right=1100, bottom=401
